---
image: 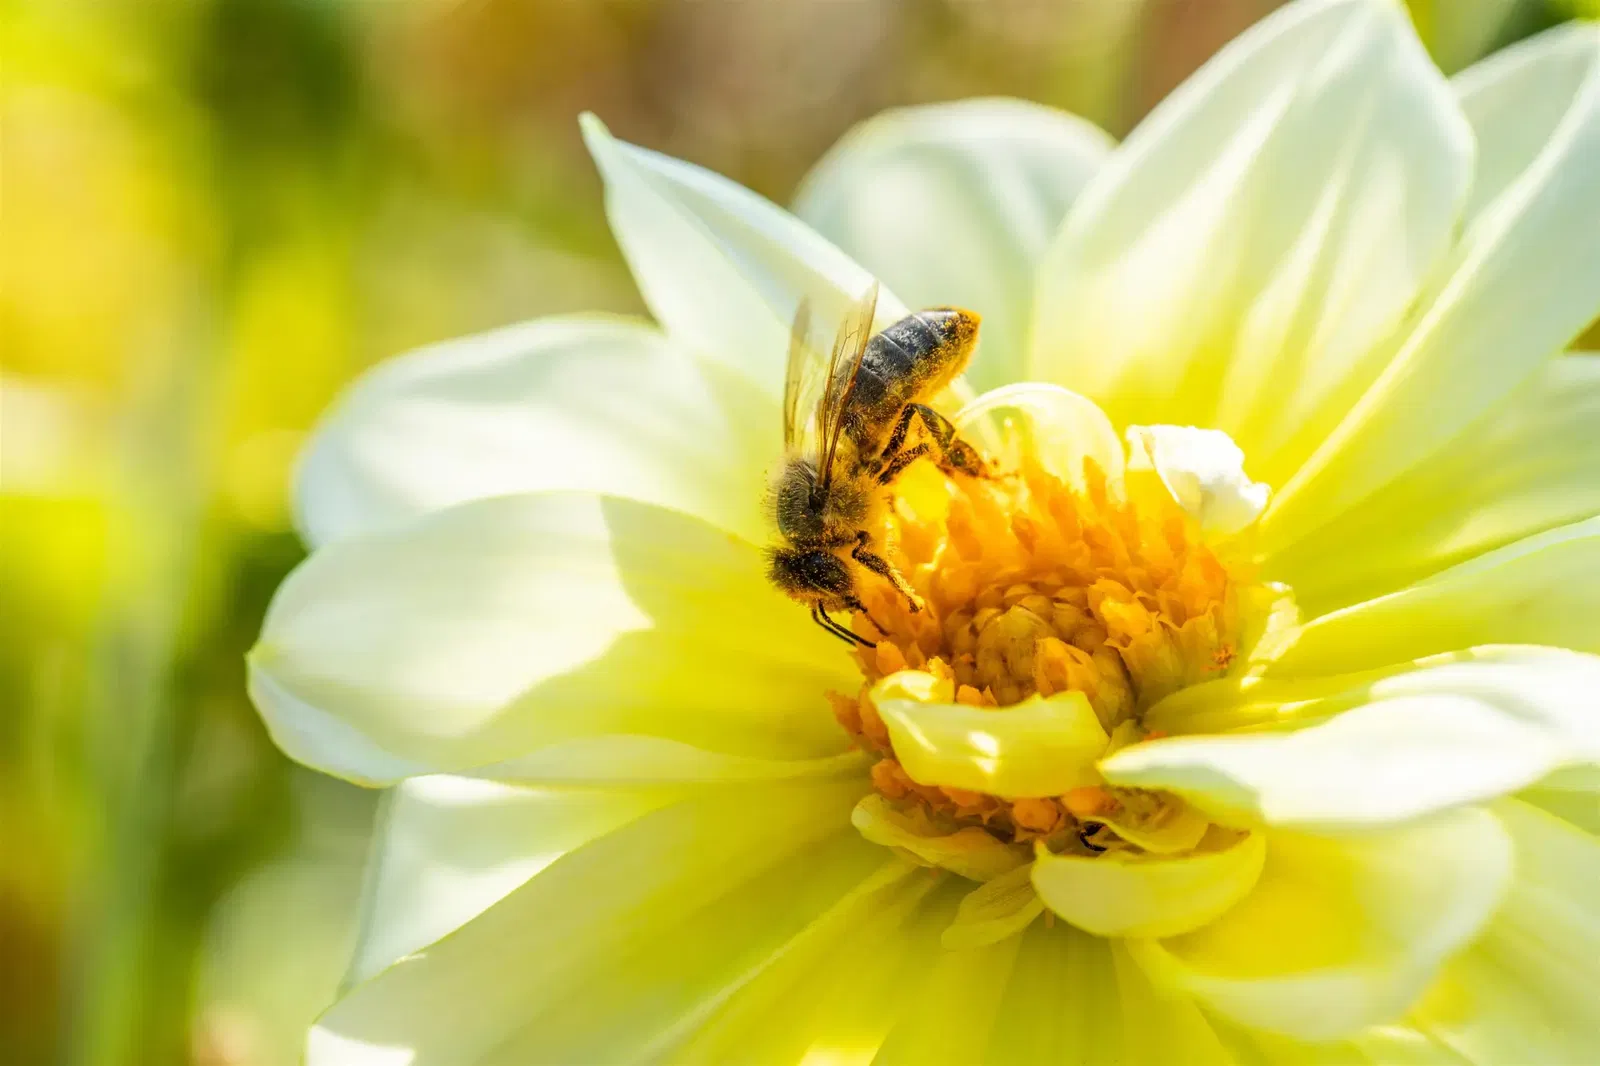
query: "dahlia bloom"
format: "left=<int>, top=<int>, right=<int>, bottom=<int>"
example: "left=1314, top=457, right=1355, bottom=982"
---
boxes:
left=250, top=1, right=1600, bottom=1061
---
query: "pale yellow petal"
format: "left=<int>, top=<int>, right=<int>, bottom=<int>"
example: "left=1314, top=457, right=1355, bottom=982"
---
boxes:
left=1032, top=829, right=1265, bottom=939
left=1270, top=516, right=1600, bottom=677
left=941, top=864, right=1044, bottom=950
left=251, top=493, right=854, bottom=786
left=872, top=671, right=1108, bottom=798
left=293, top=315, right=775, bottom=548
left=955, top=383, right=1125, bottom=489
left=1265, top=355, right=1600, bottom=615
left=1032, top=0, right=1470, bottom=493
left=851, top=794, right=1027, bottom=882
left=1108, top=647, right=1600, bottom=830
left=871, top=931, right=1024, bottom=1065
left=581, top=114, right=907, bottom=399
left=310, top=780, right=875, bottom=1065
left=669, top=864, right=951, bottom=1066
left=345, top=776, right=675, bottom=986
left=1413, top=799, right=1600, bottom=1062
left=1130, top=808, right=1513, bottom=1041
left=795, top=98, right=1113, bottom=392
left=1454, top=20, right=1600, bottom=219
left=1262, top=27, right=1600, bottom=555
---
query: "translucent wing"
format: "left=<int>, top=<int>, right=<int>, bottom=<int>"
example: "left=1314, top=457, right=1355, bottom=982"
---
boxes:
left=782, top=299, right=813, bottom=449
left=816, top=281, right=879, bottom=489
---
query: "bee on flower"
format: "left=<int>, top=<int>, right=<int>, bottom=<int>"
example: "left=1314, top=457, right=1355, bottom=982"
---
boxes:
left=252, top=0, right=1600, bottom=1061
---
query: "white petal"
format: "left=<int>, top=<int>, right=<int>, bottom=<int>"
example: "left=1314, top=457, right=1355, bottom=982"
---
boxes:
left=251, top=493, right=855, bottom=786
left=309, top=780, right=878, bottom=1065
left=1126, top=424, right=1270, bottom=536
left=1262, top=25, right=1600, bottom=553
left=1031, top=0, right=1471, bottom=493
left=956, top=383, right=1125, bottom=489
left=294, top=315, right=776, bottom=548
left=1270, top=516, right=1600, bottom=677
left=1413, top=799, right=1600, bottom=1062
left=1455, top=20, right=1600, bottom=220
left=1265, top=354, right=1600, bottom=614
left=581, top=114, right=906, bottom=398
left=344, top=776, right=674, bottom=986
left=1105, top=647, right=1600, bottom=830
left=794, top=98, right=1113, bottom=392
left=1130, top=808, right=1513, bottom=1041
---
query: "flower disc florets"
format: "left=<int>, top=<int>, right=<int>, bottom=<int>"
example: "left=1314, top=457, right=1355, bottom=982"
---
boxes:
left=833, top=440, right=1267, bottom=856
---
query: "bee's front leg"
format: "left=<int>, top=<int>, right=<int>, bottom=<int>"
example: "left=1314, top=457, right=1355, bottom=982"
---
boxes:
left=850, top=530, right=923, bottom=614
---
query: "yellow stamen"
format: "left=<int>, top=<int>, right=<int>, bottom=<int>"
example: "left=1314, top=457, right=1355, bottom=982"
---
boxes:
left=833, top=449, right=1256, bottom=854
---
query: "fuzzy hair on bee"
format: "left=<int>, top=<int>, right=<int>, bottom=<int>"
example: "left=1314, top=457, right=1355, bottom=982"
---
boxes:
left=766, top=283, right=989, bottom=647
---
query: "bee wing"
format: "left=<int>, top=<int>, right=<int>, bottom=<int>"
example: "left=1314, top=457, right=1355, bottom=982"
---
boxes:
left=817, top=281, right=880, bottom=489
left=782, top=299, right=813, bottom=449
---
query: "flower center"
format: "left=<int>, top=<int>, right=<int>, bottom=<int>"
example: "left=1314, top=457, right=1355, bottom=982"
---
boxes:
left=832, top=443, right=1265, bottom=856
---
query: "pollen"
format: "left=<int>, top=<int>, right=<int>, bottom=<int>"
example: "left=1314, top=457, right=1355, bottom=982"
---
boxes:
left=832, top=448, right=1252, bottom=849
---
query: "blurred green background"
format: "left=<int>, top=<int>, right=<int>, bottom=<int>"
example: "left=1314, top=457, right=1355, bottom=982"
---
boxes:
left=1, top=0, right=1591, bottom=1063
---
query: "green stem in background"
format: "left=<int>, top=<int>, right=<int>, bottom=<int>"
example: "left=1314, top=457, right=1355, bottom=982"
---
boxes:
left=58, top=309, right=227, bottom=1065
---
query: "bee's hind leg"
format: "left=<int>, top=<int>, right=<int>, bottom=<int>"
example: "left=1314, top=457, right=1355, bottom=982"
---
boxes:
left=876, top=443, right=930, bottom=485
left=908, top=404, right=989, bottom=478
left=851, top=531, right=924, bottom=615
left=877, top=403, right=988, bottom=480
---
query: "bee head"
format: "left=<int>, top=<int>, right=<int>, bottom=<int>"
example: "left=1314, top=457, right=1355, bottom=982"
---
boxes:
left=767, top=545, right=855, bottom=607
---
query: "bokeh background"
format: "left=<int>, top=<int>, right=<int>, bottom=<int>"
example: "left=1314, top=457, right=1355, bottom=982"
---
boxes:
left=3, top=0, right=1595, bottom=1062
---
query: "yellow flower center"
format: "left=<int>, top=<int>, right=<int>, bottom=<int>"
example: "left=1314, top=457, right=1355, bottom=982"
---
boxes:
left=831, top=445, right=1265, bottom=856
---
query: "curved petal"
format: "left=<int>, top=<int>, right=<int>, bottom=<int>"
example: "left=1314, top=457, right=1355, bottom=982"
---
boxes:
left=309, top=780, right=879, bottom=1065
left=1031, top=0, right=1471, bottom=491
left=851, top=794, right=1027, bottom=882
left=1104, top=647, right=1600, bottom=831
left=1269, top=516, right=1600, bottom=677
left=941, top=865, right=1044, bottom=950
left=1130, top=808, right=1513, bottom=1041
left=344, top=776, right=675, bottom=986
left=955, top=383, right=1125, bottom=489
left=581, top=114, right=907, bottom=398
left=1032, top=829, right=1265, bottom=939
left=250, top=492, right=856, bottom=786
left=1265, top=354, right=1600, bottom=615
left=667, top=867, right=955, bottom=1064
left=1455, top=20, right=1600, bottom=220
left=294, top=315, right=776, bottom=548
left=1126, top=424, right=1270, bottom=537
left=1262, top=26, right=1600, bottom=554
left=871, top=926, right=1026, bottom=1065
left=1413, top=799, right=1600, bottom=1063
left=872, top=671, right=1109, bottom=798
left=982, top=924, right=1233, bottom=1065
left=793, top=98, right=1114, bottom=392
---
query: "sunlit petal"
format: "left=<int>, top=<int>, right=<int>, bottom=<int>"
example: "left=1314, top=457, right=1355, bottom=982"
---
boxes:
left=294, top=315, right=775, bottom=547
left=251, top=493, right=854, bottom=786
left=1106, top=647, right=1600, bottom=830
left=1131, top=808, right=1512, bottom=1040
left=1032, top=0, right=1471, bottom=497
left=582, top=114, right=907, bottom=399
left=795, top=98, right=1113, bottom=391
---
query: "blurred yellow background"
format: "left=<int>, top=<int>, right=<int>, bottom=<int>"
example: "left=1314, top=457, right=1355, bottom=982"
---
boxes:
left=2, top=0, right=1591, bottom=1063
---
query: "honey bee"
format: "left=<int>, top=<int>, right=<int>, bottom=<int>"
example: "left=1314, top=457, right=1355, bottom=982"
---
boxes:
left=767, top=282, right=987, bottom=645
